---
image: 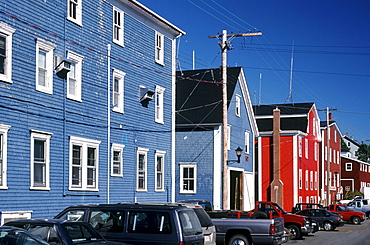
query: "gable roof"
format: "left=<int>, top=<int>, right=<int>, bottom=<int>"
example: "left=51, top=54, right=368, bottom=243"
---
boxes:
left=253, top=103, right=315, bottom=133
left=176, top=67, right=241, bottom=125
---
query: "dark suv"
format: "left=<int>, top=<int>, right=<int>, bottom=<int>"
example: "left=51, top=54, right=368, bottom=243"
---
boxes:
left=295, top=208, right=345, bottom=231
left=54, top=203, right=204, bottom=245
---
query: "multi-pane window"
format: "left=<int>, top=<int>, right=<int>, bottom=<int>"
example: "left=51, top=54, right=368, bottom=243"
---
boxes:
left=0, top=124, right=10, bottom=189
left=69, top=136, right=100, bottom=191
left=113, top=7, right=124, bottom=46
left=67, top=51, right=83, bottom=101
left=136, top=147, right=148, bottom=191
left=111, top=143, right=124, bottom=177
left=112, top=69, right=125, bottom=113
left=345, top=162, right=352, bottom=171
left=155, top=86, right=165, bottom=124
left=180, top=163, right=196, bottom=194
left=36, top=39, right=55, bottom=94
left=155, top=151, right=165, bottom=191
left=0, top=22, right=15, bottom=83
left=155, top=32, right=164, bottom=65
left=67, top=0, right=82, bottom=25
left=235, top=95, right=241, bottom=117
left=30, top=131, right=52, bottom=190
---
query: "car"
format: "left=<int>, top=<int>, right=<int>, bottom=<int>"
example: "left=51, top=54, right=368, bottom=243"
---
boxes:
left=177, top=200, right=213, bottom=211
left=295, top=208, right=345, bottom=231
left=0, top=226, right=49, bottom=245
left=4, top=219, right=128, bottom=245
left=54, top=203, right=204, bottom=245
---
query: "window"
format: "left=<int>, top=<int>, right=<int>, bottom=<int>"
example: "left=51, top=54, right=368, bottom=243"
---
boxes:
left=111, top=143, right=124, bottom=177
left=1, top=211, right=32, bottom=224
left=67, top=51, right=83, bottom=101
left=235, top=95, right=241, bottom=117
left=155, top=151, right=166, bottom=192
left=298, top=137, right=302, bottom=157
left=310, top=171, right=313, bottom=190
left=245, top=130, right=250, bottom=154
left=113, top=7, right=124, bottom=46
left=136, top=147, right=148, bottom=191
left=155, top=86, right=165, bottom=124
left=315, top=171, right=318, bottom=190
left=0, top=124, right=10, bottom=189
left=155, top=32, right=164, bottom=65
left=36, top=39, right=55, bottom=94
left=345, top=162, right=352, bottom=171
left=0, top=22, right=15, bottom=83
left=30, top=131, right=52, bottom=190
left=314, top=142, right=317, bottom=161
left=67, top=0, right=82, bottom=25
left=312, top=119, right=316, bottom=136
left=305, top=138, right=308, bottom=159
left=299, top=169, right=302, bottom=189
left=112, top=69, right=125, bottom=113
left=305, top=170, right=308, bottom=190
left=69, top=136, right=100, bottom=191
left=180, top=163, right=196, bottom=194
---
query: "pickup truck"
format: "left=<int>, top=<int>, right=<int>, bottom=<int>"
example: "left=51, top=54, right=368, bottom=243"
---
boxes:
left=346, top=200, right=370, bottom=217
left=210, top=216, right=285, bottom=245
left=327, top=204, right=366, bottom=224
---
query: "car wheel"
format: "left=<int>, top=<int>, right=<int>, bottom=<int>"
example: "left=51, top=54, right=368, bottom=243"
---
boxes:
left=323, top=221, right=334, bottom=231
left=351, top=216, right=361, bottom=225
left=227, top=234, right=250, bottom=245
left=287, top=225, right=301, bottom=240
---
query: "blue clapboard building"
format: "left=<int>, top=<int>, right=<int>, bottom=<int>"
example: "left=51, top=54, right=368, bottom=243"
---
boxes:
left=0, top=0, right=184, bottom=222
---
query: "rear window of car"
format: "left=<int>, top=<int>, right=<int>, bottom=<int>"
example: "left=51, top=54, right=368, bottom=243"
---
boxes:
left=89, top=210, right=125, bottom=233
left=57, top=209, right=85, bottom=221
left=178, top=210, right=202, bottom=236
left=127, top=211, right=172, bottom=234
left=192, top=208, right=213, bottom=227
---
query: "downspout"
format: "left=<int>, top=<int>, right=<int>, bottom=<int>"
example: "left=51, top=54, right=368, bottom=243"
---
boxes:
left=107, top=44, right=111, bottom=203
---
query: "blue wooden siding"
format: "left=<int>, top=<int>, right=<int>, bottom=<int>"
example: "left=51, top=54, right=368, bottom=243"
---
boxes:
left=0, top=0, right=178, bottom=220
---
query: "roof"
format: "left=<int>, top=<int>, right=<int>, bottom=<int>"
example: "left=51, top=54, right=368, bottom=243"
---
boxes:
left=253, top=103, right=315, bottom=132
left=342, top=135, right=361, bottom=147
left=176, top=67, right=241, bottom=125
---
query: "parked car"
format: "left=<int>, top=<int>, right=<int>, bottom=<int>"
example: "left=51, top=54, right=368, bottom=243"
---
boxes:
left=291, top=203, right=324, bottom=213
left=0, top=226, right=49, bottom=245
left=4, top=219, right=128, bottom=245
left=327, top=204, right=366, bottom=224
left=346, top=200, right=370, bottom=217
left=295, top=209, right=345, bottom=231
left=54, top=203, right=204, bottom=245
left=178, top=200, right=213, bottom=211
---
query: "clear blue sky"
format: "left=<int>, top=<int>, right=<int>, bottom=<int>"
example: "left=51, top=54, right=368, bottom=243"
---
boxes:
left=139, top=0, right=370, bottom=143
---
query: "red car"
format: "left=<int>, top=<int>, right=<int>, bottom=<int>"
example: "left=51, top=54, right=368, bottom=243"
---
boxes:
left=327, top=204, right=366, bottom=225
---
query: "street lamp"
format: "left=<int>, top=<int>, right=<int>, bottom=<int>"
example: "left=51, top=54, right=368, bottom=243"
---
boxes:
left=227, top=146, right=243, bottom=164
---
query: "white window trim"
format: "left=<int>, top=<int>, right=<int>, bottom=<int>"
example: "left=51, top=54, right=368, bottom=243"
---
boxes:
left=155, top=32, right=164, bottom=65
left=305, top=170, right=308, bottom=190
left=245, top=130, right=250, bottom=154
left=30, top=130, right=52, bottom=190
left=0, top=22, right=15, bottom=83
left=36, top=39, right=55, bottom=94
left=0, top=124, right=11, bottom=190
left=155, top=85, right=165, bottom=124
left=155, top=150, right=166, bottom=192
left=69, top=136, right=100, bottom=191
left=136, top=147, right=149, bottom=192
left=67, top=51, right=83, bottom=101
left=67, top=0, right=82, bottom=26
left=298, top=169, right=302, bottom=189
left=298, top=137, right=302, bottom=157
left=1, top=211, right=32, bottom=225
left=112, top=69, right=125, bottom=113
left=113, top=6, right=124, bottom=46
left=179, top=162, right=197, bottom=194
left=111, top=143, right=125, bottom=177
left=235, top=95, right=241, bottom=117
left=345, top=162, right=352, bottom=172
left=305, top=138, right=308, bottom=159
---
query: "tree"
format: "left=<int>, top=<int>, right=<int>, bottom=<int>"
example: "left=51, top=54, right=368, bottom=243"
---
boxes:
left=357, top=144, right=370, bottom=163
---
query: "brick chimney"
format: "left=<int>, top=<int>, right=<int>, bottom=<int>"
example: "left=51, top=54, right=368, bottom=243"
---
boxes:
left=271, top=107, right=284, bottom=205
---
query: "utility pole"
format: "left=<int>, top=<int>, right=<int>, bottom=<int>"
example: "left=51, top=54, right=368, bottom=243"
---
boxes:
left=208, top=30, right=262, bottom=210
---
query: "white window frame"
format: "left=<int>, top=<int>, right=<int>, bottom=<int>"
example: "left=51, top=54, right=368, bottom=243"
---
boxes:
left=314, top=142, right=317, bottom=161
left=0, top=124, right=10, bottom=189
left=235, top=95, right=241, bottom=117
left=298, top=137, right=302, bottom=157
left=310, top=171, right=313, bottom=190
left=315, top=171, right=318, bottom=190
left=136, top=147, right=149, bottom=192
left=244, top=130, right=250, bottom=154
left=345, top=162, right=352, bottom=171
left=180, top=162, right=197, bottom=194
left=67, top=0, right=82, bottom=26
left=36, top=39, right=55, bottom=94
left=155, top=150, right=166, bottom=192
left=305, top=170, right=308, bottom=190
left=299, top=169, right=302, bottom=189
left=305, top=138, right=308, bottom=159
left=1, top=211, right=32, bottom=225
left=112, top=69, right=125, bottom=113
left=155, top=32, right=164, bottom=65
left=113, top=7, right=124, bottom=46
left=66, top=51, right=83, bottom=101
left=69, top=136, right=100, bottom=191
left=155, top=85, right=165, bottom=124
left=0, top=22, right=15, bottom=83
left=30, top=130, right=52, bottom=190
left=111, top=143, right=125, bottom=177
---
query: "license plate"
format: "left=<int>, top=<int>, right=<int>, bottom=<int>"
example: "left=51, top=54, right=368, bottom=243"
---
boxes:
left=205, top=235, right=211, bottom=242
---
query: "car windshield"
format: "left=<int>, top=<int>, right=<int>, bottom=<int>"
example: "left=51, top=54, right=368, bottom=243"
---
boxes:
left=62, top=224, right=103, bottom=243
left=272, top=203, right=288, bottom=214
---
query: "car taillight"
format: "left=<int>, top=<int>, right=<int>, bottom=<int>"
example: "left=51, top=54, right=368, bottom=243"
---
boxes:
left=270, top=224, right=276, bottom=234
left=178, top=243, right=185, bottom=245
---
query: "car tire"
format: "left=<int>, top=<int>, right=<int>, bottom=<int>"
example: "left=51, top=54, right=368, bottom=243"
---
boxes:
left=323, top=221, right=334, bottom=231
left=351, top=216, right=361, bottom=225
left=250, top=211, right=268, bottom=219
left=287, top=225, right=302, bottom=240
left=227, top=234, right=250, bottom=245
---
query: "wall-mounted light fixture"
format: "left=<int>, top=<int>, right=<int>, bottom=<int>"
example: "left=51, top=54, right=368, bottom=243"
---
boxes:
left=227, top=146, right=243, bottom=164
